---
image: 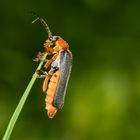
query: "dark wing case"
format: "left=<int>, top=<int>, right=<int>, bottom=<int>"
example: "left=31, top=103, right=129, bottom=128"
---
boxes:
left=53, top=49, right=72, bottom=109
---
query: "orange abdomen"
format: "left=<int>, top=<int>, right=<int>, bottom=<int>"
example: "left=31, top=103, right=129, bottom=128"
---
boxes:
left=45, top=70, right=60, bottom=118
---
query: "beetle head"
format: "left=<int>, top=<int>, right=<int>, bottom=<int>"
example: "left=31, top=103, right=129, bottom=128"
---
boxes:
left=31, top=14, right=68, bottom=50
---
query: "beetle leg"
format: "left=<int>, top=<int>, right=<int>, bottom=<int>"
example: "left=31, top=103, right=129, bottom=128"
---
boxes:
left=44, top=40, right=53, bottom=49
left=53, top=45, right=60, bottom=52
left=33, top=52, right=47, bottom=62
left=44, top=41, right=61, bottom=54
left=45, top=47, right=55, bottom=54
left=37, top=70, right=48, bottom=78
left=42, top=69, right=54, bottom=92
left=46, top=45, right=60, bottom=53
left=44, top=53, right=58, bottom=69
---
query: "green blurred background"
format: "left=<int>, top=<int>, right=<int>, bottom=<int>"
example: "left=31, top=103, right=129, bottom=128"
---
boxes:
left=0, top=0, right=140, bottom=140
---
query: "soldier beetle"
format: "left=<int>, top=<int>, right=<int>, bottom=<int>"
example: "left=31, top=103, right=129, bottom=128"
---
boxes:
left=33, top=16, right=72, bottom=118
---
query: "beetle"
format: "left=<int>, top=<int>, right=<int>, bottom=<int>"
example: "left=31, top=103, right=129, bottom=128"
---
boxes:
left=33, top=16, right=72, bottom=118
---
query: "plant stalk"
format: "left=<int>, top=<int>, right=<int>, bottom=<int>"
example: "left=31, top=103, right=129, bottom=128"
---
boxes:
left=2, top=53, right=47, bottom=140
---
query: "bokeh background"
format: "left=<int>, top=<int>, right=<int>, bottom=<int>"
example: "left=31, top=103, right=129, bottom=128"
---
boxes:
left=0, top=0, right=140, bottom=140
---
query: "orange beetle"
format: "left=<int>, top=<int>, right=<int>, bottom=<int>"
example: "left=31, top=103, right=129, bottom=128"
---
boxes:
left=33, top=17, right=72, bottom=118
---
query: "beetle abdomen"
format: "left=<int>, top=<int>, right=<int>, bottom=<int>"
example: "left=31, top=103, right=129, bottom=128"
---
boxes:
left=45, top=70, right=60, bottom=118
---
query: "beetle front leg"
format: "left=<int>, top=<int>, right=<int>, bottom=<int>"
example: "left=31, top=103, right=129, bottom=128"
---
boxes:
left=46, top=45, right=60, bottom=54
left=33, top=52, right=47, bottom=62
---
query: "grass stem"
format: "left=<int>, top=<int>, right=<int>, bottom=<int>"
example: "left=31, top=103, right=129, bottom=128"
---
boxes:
left=2, top=53, right=47, bottom=140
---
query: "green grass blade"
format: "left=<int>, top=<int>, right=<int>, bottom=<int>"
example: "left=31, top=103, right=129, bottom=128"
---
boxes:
left=2, top=53, right=47, bottom=140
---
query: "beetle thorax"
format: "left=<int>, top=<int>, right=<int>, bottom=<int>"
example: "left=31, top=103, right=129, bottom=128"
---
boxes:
left=56, top=38, right=69, bottom=49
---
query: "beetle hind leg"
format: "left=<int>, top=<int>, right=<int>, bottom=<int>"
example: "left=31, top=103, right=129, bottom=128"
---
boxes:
left=36, top=70, right=48, bottom=78
left=42, top=69, right=54, bottom=92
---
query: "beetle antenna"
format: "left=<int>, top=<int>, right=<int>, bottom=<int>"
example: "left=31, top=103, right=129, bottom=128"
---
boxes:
left=30, top=12, right=52, bottom=38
